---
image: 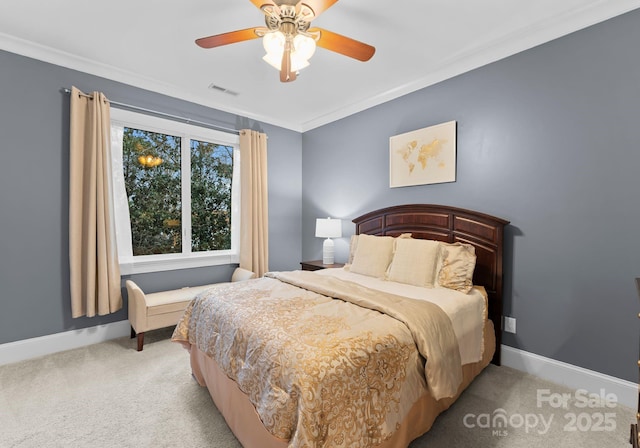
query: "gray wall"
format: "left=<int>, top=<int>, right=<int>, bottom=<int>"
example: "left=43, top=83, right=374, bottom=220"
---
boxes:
left=0, top=50, right=302, bottom=344
left=302, top=10, right=640, bottom=382
left=2, top=9, right=638, bottom=384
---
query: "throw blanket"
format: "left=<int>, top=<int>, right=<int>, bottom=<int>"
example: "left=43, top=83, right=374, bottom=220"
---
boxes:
left=172, top=271, right=462, bottom=447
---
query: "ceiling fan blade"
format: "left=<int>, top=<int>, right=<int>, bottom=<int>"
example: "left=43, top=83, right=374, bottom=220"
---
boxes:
left=254, top=0, right=337, bottom=17
left=249, top=0, right=277, bottom=10
left=300, top=0, right=338, bottom=18
left=310, top=27, right=375, bottom=61
left=280, top=39, right=297, bottom=82
left=195, top=27, right=262, bottom=49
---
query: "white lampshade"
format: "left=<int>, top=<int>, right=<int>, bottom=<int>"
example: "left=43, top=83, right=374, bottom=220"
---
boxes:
left=293, top=34, right=316, bottom=60
left=263, top=53, right=310, bottom=72
left=315, top=218, right=341, bottom=265
left=263, top=31, right=285, bottom=54
left=315, top=218, right=342, bottom=238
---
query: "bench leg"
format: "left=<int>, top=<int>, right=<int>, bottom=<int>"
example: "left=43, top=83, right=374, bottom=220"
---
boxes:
left=136, top=332, right=145, bottom=351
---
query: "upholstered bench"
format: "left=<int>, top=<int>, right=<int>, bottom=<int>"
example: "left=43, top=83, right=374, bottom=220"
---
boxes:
left=126, top=268, right=256, bottom=351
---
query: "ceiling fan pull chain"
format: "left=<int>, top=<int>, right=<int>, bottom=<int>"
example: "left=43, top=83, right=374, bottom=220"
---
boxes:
left=280, top=37, right=296, bottom=82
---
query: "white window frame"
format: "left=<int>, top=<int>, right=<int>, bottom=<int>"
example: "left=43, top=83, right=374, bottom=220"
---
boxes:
left=110, top=108, right=240, bottom=275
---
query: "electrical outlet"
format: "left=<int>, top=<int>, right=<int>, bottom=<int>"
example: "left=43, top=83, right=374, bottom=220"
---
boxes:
left=504, top=316, right=517, bottom=334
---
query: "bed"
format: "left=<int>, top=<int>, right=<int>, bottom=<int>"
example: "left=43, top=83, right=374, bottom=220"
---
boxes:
left=172, top=204, right=509, bottom=447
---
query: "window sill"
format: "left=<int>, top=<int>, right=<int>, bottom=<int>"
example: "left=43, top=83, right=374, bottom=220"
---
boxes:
left=119, top=252, right=239, bottom=275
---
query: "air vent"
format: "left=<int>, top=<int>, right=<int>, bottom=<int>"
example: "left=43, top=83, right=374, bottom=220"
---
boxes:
left=208, top=84, right=239, bottom=96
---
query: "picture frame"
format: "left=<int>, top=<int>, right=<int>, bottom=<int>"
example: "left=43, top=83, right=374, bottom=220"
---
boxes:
left=389, top=120, right=457, bottom=188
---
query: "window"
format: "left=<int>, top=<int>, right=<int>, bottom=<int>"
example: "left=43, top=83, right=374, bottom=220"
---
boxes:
left=110, top=108, right=240, bottom=274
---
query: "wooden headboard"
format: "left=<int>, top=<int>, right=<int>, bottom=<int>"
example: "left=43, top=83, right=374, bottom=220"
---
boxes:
left=353, top=204, right=510, bottom=365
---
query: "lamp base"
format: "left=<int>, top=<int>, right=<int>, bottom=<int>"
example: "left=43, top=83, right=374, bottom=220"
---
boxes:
left=322, top=238, right=335, bottom=265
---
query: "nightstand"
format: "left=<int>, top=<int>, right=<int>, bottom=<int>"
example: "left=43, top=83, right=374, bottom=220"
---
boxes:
left=300, top=260, right=345, bottom=271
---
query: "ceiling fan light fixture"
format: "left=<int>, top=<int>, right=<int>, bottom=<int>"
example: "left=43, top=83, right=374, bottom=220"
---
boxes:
left=290, top=56, right=311, bottom=72
left=262, top=30, right=285, bottom=54
left=262, top=31, right=316, bottom=73
left=262, top=52, right=282, bottom=70
left=262, top=53, right=310, bottom=72
left=293, top=34, right=316, bottom=60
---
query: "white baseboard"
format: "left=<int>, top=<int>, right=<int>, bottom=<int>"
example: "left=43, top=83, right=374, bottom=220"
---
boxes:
left=501, top=344, right=636, bottom=409
left=1, top=328, right=636, bottom=409
left=0, top=320, right=130, bottom=366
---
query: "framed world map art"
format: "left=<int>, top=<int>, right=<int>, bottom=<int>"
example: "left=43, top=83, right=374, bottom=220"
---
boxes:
left=389, top=120, right=457, bottom=188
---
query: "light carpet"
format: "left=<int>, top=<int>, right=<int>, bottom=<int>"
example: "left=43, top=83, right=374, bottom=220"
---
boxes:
left=0, top=328, right=634, bottom=447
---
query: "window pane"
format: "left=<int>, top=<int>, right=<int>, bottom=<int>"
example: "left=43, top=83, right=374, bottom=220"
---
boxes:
left=123, top=128, right=182, bottom=255
left=191, top=140, right=233, bottom=252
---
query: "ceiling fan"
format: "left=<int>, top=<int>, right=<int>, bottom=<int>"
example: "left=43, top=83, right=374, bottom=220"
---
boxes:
left=195, top=0, right=376, bottom=83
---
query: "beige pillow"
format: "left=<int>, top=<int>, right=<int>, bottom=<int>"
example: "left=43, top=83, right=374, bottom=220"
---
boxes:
left=436, top=242, right=476, bottom=293
left=347, top=234, right=359, bottom=264
left=347, top=233, right=410, bottom=265
left=349, top=234, right=395, bottom=278
left=387, top=238, right=440, bottom=287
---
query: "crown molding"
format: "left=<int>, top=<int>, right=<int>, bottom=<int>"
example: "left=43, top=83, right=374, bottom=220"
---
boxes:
left=0, top=32, right=303, bottom=132
left=1, top=1, right=638, bottom=133
left=300, top=0, right=640, bottom=131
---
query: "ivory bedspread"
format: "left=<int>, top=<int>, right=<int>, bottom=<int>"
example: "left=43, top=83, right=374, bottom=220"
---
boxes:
left=172, top=271, right=464, bottom=447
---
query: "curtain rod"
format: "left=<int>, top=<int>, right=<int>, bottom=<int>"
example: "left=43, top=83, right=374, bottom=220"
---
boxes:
left=62, top=88, right=240, bottom=135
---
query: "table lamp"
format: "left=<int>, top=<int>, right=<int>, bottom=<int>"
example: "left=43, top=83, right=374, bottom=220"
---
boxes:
left=315, top=217, right=342, bottom=265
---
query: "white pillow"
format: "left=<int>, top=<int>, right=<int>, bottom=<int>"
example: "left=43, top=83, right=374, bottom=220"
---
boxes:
left=387, top=238, right=440, bottom=287
left=349, top=234, right=395, bottom=278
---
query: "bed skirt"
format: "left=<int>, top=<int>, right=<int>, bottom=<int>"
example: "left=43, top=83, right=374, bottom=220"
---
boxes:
left=187, top=320, right=495, bottom=448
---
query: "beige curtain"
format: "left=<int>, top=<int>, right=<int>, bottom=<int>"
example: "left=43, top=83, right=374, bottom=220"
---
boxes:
left=239, top=129, right=269, bottom=277
left=69, top=87, right=122, bottom=317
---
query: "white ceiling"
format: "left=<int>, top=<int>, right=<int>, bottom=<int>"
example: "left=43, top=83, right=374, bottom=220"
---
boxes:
left=1, top=0, right=638, bottom=132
